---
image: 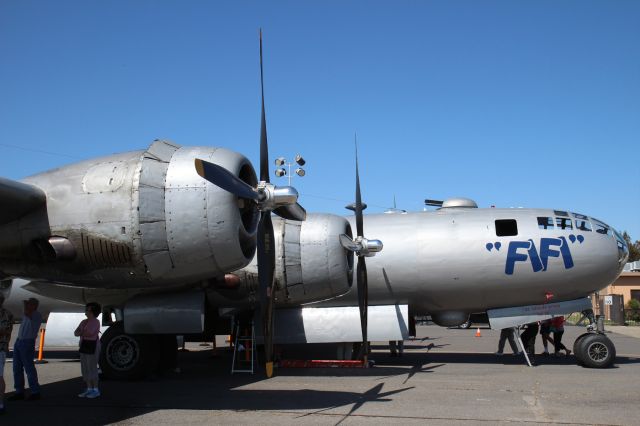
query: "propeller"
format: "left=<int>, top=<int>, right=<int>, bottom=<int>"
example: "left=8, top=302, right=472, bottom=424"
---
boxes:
left=195, top=30, right=305, bottom=377
left=339, top=138, right=383, bottom=365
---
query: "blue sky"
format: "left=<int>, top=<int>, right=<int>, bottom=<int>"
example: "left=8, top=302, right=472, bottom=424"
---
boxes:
left=1, top=1, right=639, bottom=240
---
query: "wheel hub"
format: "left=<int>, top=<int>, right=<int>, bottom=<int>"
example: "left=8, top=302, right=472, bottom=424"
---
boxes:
left=107, top=335, right=140, bottom=371
left=587, top=342, right=609, bottom=362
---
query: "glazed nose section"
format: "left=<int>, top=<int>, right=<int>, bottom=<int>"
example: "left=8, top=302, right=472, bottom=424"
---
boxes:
left=613, top=227, right=629, bottom=266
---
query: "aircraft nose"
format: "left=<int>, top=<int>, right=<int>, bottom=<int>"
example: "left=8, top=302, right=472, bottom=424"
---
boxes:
left=612, top=227, right=630, bottom=266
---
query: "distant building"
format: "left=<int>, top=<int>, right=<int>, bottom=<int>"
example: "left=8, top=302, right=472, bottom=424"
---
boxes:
left=592, top=262, right=640, bottom=322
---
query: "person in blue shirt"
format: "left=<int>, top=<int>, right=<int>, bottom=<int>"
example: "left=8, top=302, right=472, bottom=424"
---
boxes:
left=8, top=298, right=43, bottom=401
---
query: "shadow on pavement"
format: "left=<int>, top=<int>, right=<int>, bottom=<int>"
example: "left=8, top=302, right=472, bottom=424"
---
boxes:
left=1, top=349, right=418, bottom=426
left=3, top=346, right=637, bottom=425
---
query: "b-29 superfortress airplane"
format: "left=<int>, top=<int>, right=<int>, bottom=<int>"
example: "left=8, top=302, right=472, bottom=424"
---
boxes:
left=0, top=34, right=629, bottom=378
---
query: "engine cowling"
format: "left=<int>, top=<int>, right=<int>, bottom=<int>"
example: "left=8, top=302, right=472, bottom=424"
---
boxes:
left=213, top=213, right=354, bottom=306
left=0, top=140, right=259, bottom=289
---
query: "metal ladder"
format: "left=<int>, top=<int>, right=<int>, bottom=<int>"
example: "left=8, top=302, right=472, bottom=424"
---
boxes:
left=231, top=319, right=256, bottom=374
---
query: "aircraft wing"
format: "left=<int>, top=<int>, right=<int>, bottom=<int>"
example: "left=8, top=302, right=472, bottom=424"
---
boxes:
left=0, top=176, right=46, bottom=224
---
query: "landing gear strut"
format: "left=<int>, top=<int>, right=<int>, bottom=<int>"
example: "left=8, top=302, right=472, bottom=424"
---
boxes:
left=573, top=309, right=616, bottom=368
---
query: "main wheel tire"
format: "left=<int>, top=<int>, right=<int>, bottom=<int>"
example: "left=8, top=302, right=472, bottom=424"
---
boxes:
left=572, top=333, right=591, bottom=365
left=575, top=333, right=616, bottom=368
left=99, top=322, right=160, bottom=380
left=459, top=320, right=472, bottom=329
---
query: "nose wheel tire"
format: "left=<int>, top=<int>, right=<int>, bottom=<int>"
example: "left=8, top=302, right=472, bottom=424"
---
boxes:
left=573, top=333, right=616, bottom=369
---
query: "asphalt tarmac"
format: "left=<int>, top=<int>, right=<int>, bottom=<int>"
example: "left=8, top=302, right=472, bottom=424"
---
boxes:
left=1, top=325, right=639, bottom=425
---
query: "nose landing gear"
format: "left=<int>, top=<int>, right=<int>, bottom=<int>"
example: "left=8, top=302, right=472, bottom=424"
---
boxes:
left=573, top=310, right=616, bottom=368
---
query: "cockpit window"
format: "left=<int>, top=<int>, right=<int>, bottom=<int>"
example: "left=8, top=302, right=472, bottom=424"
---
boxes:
left=554, top=210, right=569, bottom=217
left=592, top=219, right=612, bottom=236
left=556, top=217, right=573, bottom=230
left=572, top=213, right=589, bottom=220
left=614, top=229, right=629, bottom=263
left=575, top=219, right=592, bottom=232
left=495, top=219, right=518, bottom=236
left=537, top=217, right=554, bottom=230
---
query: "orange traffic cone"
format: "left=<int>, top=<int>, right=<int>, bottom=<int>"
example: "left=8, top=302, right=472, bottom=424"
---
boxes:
left=475, top=327, right=481, bottom=337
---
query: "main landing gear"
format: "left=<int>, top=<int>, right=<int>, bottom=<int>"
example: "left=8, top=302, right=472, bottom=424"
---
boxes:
left=99, top=322, right=178, bottom=380
left=572, top=309, right=616, bottom=369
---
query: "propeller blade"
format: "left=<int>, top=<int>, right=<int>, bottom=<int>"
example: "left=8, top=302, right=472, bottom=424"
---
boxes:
left=357, top=256, right=368, bottom=363
left=339, top=234, right=359, bottom=252
left=354, top=138, right=364, bottom=238
left=257, top=211, right=276, bottom=378
left=273, top=202, right=306, bottom=221
left=195, top=159, right=259, bottom=201
left=259, top=29, right=270, bottom=183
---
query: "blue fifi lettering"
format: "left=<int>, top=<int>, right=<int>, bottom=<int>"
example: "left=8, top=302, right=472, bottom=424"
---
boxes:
left=505, top=241, right=530, bottom=275
left=539, top=238, right=561, bottom=271
left=527, top=239, right=544, bottom=272
left=558, top=236, right=574, bottom=269
left=503, top=237, right=575, bottom=275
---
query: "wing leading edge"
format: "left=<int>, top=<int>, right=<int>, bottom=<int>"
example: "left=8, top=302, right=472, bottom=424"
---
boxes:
left=0, top=177, right=46, bottom=224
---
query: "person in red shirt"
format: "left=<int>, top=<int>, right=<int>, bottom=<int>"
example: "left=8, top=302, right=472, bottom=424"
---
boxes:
left=551, top=316, right=571, bottom=356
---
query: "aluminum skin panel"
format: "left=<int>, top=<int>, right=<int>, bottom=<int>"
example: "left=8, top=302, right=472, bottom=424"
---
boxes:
left=488, top=297, right=593, bottom=330
left=138, top=186, right=166, bottom=224
left=162, top=146, right=256, bottom=283
left=166, top=186, right=210, bottom=265
left=142, top=251, right=173, bottom=280
left=298, top=213, right=352, bottom=302
left=26, top=151, right=142, bottom=229
left=261, top=304, right=409, bottom=344
left=139, top=156, right=169, bottom=187
left=82, top=162, right=129, bottom=193
left=137, top=141, right=178, bottom=281
left=282, top=220, right=303, bottom=290
left=145, top=139, right=181, bottom=162
left=124, top=290, right=204, bottom=334
left=139, top=222, right=169, bottom=253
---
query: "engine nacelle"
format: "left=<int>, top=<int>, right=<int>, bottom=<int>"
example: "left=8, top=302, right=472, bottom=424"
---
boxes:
left=0, top=140, right=259, bottom=289
left=277, top=213, right=354, bottom=305
left=215, top=213, right=354, bottom=306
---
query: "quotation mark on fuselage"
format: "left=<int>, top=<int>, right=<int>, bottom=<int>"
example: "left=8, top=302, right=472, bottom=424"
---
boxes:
left=486, top=242, right=502, bottom=252
left=568, top=234, right=585, bottom=244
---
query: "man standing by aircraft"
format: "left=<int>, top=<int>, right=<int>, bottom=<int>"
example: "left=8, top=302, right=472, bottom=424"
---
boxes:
left=0, top=294, right=14, bottom=414
left=8, top=298, right=42, bottom=401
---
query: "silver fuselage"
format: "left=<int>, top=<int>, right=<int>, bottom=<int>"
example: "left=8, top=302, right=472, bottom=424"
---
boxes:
left=325, top=208, right=626, bottom=314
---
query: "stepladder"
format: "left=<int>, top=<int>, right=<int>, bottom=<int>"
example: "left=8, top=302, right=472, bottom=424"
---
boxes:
left=231, top=319, right=256, bottom=374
